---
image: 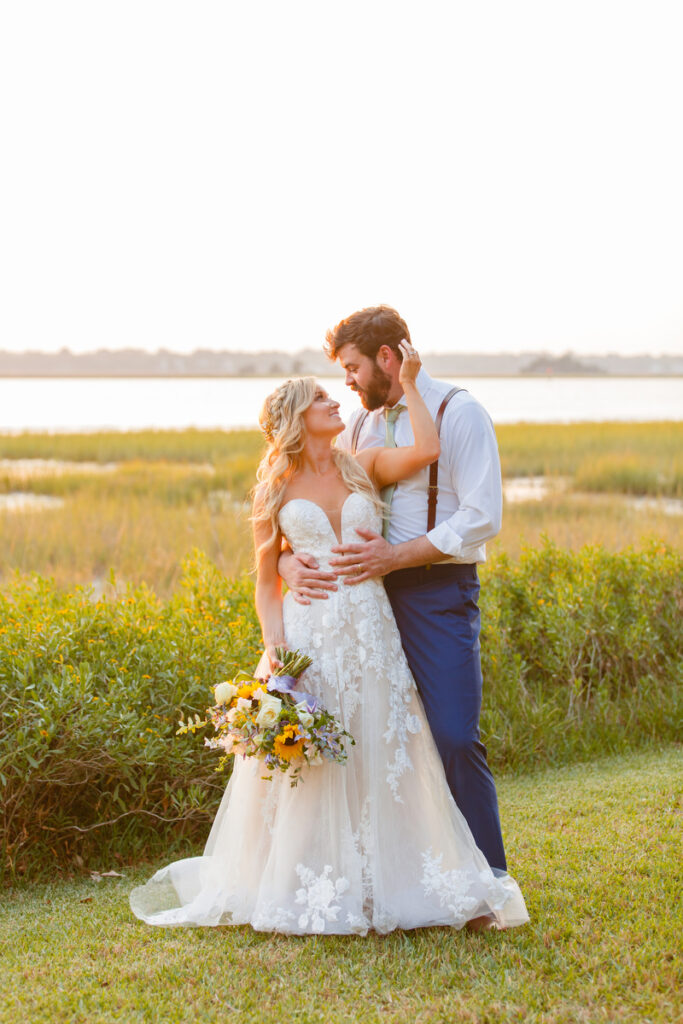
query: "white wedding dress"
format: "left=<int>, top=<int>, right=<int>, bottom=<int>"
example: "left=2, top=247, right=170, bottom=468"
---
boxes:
left=130, top=492, right=529, bottom=933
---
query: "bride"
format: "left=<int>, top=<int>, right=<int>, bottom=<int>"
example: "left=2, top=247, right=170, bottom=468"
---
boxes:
left=130, top=343, right=528, bottom=934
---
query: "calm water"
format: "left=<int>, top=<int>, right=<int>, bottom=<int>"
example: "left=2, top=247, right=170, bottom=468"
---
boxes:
left=2, top=376, right=682, bottom=431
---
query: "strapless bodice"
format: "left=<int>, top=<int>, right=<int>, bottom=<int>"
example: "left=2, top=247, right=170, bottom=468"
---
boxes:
left=278, top=492, right=381, bottom=566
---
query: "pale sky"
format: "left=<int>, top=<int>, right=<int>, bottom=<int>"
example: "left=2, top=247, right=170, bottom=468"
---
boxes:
left=1, top=1, right=682, bottom=357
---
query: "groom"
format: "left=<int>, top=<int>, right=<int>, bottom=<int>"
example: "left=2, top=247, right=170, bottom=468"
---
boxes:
left=279, top=305, right=508, bottom=876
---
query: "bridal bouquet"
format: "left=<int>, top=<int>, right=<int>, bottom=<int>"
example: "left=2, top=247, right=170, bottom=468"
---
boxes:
left=177, top=648, right=354, bottom=786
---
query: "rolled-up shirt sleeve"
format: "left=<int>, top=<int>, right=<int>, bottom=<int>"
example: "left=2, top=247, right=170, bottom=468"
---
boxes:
left=425, top=399, right=503, bottom=560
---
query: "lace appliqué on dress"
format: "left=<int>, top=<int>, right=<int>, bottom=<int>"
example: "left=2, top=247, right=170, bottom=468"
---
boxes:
left=295, top=864, right=351, bottom=933
left=350, top=797, right=373, bottom=904
left=383, top=662, right=422, bottom=802
left=421, top=849, right=480, bottom=924
left=280, top=494, right=421, bottom=804
left=252, top=902, right=296, bottom=932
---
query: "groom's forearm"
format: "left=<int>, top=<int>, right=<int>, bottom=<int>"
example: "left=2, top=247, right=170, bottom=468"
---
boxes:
left=388, top=534, right=448, bottom=571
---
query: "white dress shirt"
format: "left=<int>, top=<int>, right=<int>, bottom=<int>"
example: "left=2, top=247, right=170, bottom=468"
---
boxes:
left=337, top=368, right=503, bottom=564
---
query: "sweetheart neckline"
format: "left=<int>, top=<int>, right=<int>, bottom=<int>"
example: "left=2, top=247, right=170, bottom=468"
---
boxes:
left=279, top=493, right=360, bottom=546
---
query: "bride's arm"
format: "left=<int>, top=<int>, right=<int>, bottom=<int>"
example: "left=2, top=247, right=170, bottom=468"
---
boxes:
left=252, top=488, right=287, bottom=672
left=356, top=341, right=440, bottom=490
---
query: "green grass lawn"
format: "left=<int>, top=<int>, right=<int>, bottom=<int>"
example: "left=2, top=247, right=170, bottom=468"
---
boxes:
left=1, top=747, right=681, bottom=1024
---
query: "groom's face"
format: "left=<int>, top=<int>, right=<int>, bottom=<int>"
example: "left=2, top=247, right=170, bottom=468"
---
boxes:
left=338, top=344, right=392, bottom=411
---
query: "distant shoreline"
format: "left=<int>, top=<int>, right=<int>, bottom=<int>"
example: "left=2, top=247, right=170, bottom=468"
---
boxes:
left=2, top=372, right=682, bottom=380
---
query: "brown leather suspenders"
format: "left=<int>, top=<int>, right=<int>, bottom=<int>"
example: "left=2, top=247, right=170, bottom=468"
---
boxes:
left=427, top=386, right=462, bottom=531
left=350, top=387, right=464, bottom=530
left=350, top=411, right=369, bottom=455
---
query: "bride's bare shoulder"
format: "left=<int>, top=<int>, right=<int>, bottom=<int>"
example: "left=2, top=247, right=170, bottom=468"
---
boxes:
left=252, top=479, right=301, bottom=521
left=252, top=478, right=289, bottom=506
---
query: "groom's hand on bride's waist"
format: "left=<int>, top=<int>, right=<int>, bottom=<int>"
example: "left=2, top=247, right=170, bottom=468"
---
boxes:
left=331, top=531, right=446, bottom=583
left=279, top=550, right=339, bottom=606
left=330, top=528, right=396, bottom=585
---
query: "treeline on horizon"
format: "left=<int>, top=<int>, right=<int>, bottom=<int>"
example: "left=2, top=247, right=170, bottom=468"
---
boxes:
left=1, top=347, right=682, bottom=377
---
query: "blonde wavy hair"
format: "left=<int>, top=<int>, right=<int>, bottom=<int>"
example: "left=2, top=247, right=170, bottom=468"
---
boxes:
left=252, top=376, right=385, bottom=556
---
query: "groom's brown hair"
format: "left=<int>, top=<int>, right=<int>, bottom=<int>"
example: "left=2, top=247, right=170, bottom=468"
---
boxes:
left=324, top=305, right=411, bottom=362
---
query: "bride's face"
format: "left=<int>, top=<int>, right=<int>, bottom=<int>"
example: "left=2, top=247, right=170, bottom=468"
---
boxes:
left=302, top=385, right=345, bottom=439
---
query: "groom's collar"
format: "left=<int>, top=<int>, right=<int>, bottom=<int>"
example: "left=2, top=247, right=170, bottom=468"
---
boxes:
left=385, top=367, right=432, bottom=411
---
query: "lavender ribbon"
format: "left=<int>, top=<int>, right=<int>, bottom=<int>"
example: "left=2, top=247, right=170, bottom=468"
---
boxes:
left=266, top=674, right=320, bottom=713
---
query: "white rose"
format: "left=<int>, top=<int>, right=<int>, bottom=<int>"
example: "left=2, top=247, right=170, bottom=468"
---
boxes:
left=253, top=687, right=268, bottom=702
left=214, top=681, right=237, bottom=705
left=295, top=703, right=314, bottom=729
left=255, top=694, right=283, bottom=728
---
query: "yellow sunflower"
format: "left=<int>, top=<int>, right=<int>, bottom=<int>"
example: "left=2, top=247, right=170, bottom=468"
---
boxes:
left=273, top=724, right=306, bottom=761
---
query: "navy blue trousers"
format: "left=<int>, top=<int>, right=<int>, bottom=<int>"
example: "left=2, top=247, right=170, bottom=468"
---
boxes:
left=384, top=563, right=507, bottom=872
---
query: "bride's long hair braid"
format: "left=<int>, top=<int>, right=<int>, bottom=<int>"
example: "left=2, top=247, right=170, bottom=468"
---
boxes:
left=252, top=376, right=384, bottom=557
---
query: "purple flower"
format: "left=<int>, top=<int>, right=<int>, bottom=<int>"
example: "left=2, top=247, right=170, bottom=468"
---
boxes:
left=267, top=674, right=319, bottom=712
left=267, top=674, right=297, bottom=694
left=296, top=693, right=320, bottom=713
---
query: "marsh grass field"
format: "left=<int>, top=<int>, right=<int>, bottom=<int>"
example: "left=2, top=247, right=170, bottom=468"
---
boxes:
left=0, top=422, right=682, bottom=593
left=1, top=422, right=682, bottom=1023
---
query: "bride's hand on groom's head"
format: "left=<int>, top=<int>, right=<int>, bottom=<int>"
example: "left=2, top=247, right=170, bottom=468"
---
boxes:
left=397, top=340, right=421, bottom=386
left=283, top=551, right=339, bottom=606
left=330, top=528, right=395, bottom=584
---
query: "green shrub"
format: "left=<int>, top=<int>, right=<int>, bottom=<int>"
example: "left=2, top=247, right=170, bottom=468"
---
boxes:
left=0, top=551, right=262, bottom=879
left=1, top=542, right=681, bottom=879
left=480, top=541, right=683, bottom=767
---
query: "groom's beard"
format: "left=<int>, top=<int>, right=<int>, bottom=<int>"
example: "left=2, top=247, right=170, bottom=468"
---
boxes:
left=355, top=362, right=393, bottom=411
